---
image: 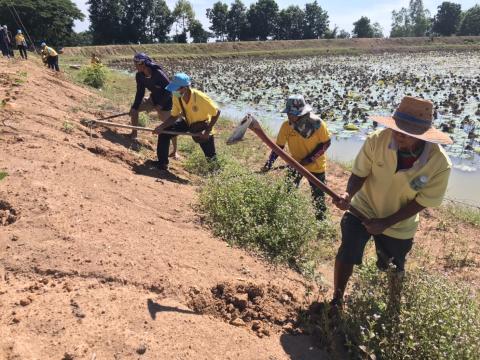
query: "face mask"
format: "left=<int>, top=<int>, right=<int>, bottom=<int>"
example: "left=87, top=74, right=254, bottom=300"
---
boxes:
left=172, top=91, right=182, bottom=98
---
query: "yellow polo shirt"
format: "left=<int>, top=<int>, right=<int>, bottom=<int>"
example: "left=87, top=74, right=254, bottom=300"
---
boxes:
left=42, top=46, right=58, bottom=57
left=276, top=119, right=331, bottom=173
left=171, top=88, right=219, bottom=126
left=351, top=129, right=452, bottom=239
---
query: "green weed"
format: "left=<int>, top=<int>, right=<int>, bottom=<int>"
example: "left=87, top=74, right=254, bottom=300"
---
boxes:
left=78, top=64, right=109, bottom=89
left=340, top=262, right=480, bottom=360
left=62, top=121, right=75, bottom=134
left=442, top=203, right=480, bottom=227
left=0, top=171, right=8, bottom=181
left=198, top=162, right=331, bottom=272
left=138, top=112, right=150, bottom=128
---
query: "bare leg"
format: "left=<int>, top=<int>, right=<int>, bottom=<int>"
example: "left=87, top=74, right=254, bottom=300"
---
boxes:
left=169, top=137, right=179, bottom=159
left=130, top=110, right=139, bottom=139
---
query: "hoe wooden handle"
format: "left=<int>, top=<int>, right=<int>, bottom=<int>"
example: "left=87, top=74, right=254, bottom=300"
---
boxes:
left=249, top=123, right=367, bottom=221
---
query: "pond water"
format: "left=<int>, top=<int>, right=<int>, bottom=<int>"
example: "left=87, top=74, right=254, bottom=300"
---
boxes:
left=116, top=51, right=480, bottom=206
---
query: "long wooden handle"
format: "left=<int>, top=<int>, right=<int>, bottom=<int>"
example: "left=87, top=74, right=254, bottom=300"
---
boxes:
left=92, top=119, right=200, bottom=136
left=250, top=125, right=367, bottom=221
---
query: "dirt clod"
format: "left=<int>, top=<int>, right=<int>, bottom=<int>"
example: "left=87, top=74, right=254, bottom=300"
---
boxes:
left=0, top=201, right=18, bottom=226
left=136, top=344, right=147, bottom=355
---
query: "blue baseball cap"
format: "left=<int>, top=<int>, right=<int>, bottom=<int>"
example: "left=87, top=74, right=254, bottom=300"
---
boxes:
left=40, top=42, right=46, bottom=47
left=166, top=73, right=191, bottom=92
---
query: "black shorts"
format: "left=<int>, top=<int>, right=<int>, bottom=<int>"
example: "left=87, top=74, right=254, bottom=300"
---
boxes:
left=336, top=212, right=413, bottom=272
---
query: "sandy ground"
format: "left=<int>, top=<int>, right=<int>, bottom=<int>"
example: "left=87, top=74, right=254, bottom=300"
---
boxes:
left=1, top=57, right=479, bottom=360
left=0, top=59, right=332, bottom=359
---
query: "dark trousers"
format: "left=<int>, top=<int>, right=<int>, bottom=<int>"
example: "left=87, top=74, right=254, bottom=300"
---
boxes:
left=157, top=119, right=216, bottom=167
left=286, top=169, right=327, bottom=220
left=17, top=45, right=27, bottom=59
left=47, top=55, right=59, bottom=71
left=0, top=41, right=8, bottom=56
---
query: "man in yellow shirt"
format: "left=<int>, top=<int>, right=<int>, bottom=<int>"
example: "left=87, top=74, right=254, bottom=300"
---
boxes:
left=153, top=73, right=220, bottom=172
left=40, top=42, right=59, bottom=72
left=15, top=30, right=27, bottom=60
left=262, top=95, right=331, bottom=220
left=331, top=96, right=452, bottom=309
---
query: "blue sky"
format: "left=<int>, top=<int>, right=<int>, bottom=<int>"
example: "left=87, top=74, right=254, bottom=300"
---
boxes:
left=73, top=0, right=479, bottom=36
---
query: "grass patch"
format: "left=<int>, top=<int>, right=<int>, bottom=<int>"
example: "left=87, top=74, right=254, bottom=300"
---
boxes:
left=138, top=112, right=150, bottom=128
left=78, top=64, right=109, bottom=89
left=198, top=160, right=336, bottom=274
left=340, top=261, right=480, bottom=360
left=0, top=171, right=8, bottom=181
left=442, top=203, right=480, bottom=227
left=62, top=121, right=75, bottom=134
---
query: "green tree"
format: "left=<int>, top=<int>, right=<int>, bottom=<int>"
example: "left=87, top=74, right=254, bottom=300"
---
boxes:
left=432, top=2, right=462, bottom=36
left=390, top=0, right=431, bottom=37
left=0, top=0, right=84, bottom=47
left=189, top=19, right=210, bottom=43
left=276, top=5, right=304, bottom=40
left=226, top=0, right=248, bottom=41
left=459, top=5, right=480, bottom=35
left=172, top=0, right=195, bottom=41
left=391, top=7, right=412, bottom=37
left=69, top=31, right=93, bottom=46
left=302, top=1, right=329, bottom=39
left=149, top=0, right=174, bottom=43
left=246, top=0, right=279, bottom=41
left=121, top=0, right=154, bottom=43
left=409, top=0, right=431, bottom=36
left=206, top=1, right=228, bottom=40
left=372, top=22, right=384, bottom=38
left=352, top=16, right=374, bottom=38
left=337, top=29, right=350, bottom=39
left=87, top=0, right=123, bottom=45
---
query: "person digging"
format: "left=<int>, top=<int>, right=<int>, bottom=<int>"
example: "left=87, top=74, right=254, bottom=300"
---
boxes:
left=130, top=53, right=176, bottom=155
left=40, top=42, right=60, bottom=72
left=153, top=73, right=220, bottom=173
left=262, top=95, right=331, bottom=221
left=331, top=96, right=452, bottom=312
left=15, top=30, right=27, bottom=60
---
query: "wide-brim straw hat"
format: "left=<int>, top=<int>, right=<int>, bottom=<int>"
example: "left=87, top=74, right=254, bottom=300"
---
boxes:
left=370, top=96, right=453, bottom=145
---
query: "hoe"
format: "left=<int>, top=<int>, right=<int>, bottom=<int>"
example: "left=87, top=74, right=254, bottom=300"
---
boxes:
left=83, top=112, right=201, bottom=137
left=227, top=114, right=367, bottom=221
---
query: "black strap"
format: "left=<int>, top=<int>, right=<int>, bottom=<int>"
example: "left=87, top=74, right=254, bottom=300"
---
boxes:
left=178, top=96, right=189, bottom=124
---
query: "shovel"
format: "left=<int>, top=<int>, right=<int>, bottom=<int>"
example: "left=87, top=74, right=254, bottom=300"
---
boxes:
left=227, top=114, right=367, bottom=220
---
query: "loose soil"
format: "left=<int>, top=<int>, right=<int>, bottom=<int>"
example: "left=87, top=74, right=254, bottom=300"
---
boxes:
left=1, top=56, right=479, bottom=359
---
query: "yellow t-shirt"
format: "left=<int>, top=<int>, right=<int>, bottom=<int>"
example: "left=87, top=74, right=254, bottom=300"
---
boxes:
left=15, top=34, right=25, bottom=46
left=171, top=88, right=219, bottom=126
left=351, top=128, right=452, bottom=239
left=276, top=118, right=331, bottom=173
left=43, top=46, right=58, bottom=57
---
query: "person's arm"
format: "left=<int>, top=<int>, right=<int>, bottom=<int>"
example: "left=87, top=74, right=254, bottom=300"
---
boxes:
left=205, top=109, right=220, bottom=133
left=262, top=147, right=284, bottom=171
left=333, top=174, right=368, bottom=210
left=363, top=200, right=425, bottom=235
left=131, top=74, right=145, bottom=112
left=300, top=139, right=331, bottom=165
left=153, top=114, right=180, bottom=134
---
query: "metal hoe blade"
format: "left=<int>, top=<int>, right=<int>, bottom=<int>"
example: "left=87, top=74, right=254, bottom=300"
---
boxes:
left=226, top=114, right=253, bottom=145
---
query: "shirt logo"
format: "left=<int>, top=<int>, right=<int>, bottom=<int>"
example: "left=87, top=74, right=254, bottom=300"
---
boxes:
left=410, top=175, right=429, bottom=191
left=192, top=105, right=199, bottom=112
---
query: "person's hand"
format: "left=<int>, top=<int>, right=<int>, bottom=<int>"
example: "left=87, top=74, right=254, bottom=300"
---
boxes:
left=333, top=192, right=351, bottom=211
left=362, top=218, right=390, bottom=235
left=300, top=157, right=312, bottom=166
left=153, top=125, right=164, bottom=135
left=197, top=129, right=211, bottom=142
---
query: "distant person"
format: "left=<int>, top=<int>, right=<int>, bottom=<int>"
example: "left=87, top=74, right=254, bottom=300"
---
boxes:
left=262, top=95, right=331, bottom=220
left=153, top=73, right=220, bottom=172
left=15, top=30, right=27, bottom=60
left=130, top=53, right=175, bottom=155
left=0, top=26, right=11, bottom=58
left=40, top=42, right=59, bottom=71
left=90, top=53, right=101, bottom=65
left=331, top=96, right=452, bottom=310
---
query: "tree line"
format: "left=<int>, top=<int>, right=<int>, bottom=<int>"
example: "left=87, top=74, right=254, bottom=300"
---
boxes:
left=0, top=0, right=479, bottom=47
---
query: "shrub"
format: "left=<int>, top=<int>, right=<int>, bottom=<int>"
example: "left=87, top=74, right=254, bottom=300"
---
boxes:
left=0, top=171, right=7, bottom=181
left=138, top=112, right=150, bottom=128
left=198, top=162, right=330, bottom=271
left=79, top=64, right=108, bottom=89
left=341, top=262, right=480, bottom=360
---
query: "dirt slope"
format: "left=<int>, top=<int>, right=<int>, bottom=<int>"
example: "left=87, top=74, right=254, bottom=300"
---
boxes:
left=0, top=58, right=328, bottom=359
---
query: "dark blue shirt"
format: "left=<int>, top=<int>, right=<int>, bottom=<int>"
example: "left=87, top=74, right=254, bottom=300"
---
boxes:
left=132, top=66, right=172, bottom=111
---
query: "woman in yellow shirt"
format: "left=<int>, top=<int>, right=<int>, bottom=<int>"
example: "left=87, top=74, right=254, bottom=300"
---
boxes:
left=153, top=73, right=220, bottom=172
left=15, top=30, right=27, bottom=59
left=262, top=95, right=331, bottom=220
left=40, top=42, right=59, bottom=72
